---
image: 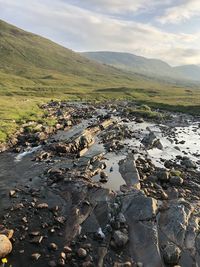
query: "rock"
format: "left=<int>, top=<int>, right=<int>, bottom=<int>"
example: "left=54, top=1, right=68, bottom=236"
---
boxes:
left=9, top=190, right=16, bottom=197
left=163, top=243, right=181, bottom=265
left=122, top=193, right=161, bottom=267
left=60, top=252, right=66, bottom=259
left=77, top=248, right=87, bottom=258
left=170, top=176, right=183, bottom=186
left=122, top=192, right=158, bottom=221
left=82, top=261, right=93, bottom=267
left=31, top=253, right=41, bottom=260
left=113, top=230, right=129, bottom=247
left=0, top=234, right=12, bottom=258
left=100, top=171, right=108, bottom=183
left=49, top=243, right=58, bottom=251
left=113, top=262, right=132, bottom=267
left=142, top=132, right=163, bottom=150
left=182, top=158, right=197, bottom=169
left=30, top=236, right=43, bottom=244
left=48, top=260, right=57, bottom=267
left=0, top=226, right=14, bottom=239
left=159, top=200, right=193, bottom=247
left=57, top=258, right=65, bottom=266
left=63, top=246, right=72, bottom=253
left=157, top=169, right=169, bottom=182
left=135, top=117, right=144, bottom=123
left=119, top=154, right=141, bottom=189
left=37, top=203, right=49, bottom=209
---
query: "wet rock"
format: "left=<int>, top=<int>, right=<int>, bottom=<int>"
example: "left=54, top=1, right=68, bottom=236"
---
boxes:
left=113, top=230, right=129, bottom=247
left=113, top=262, right=132, bottom=267
left=182, top=158, right=197, bottom=169
left=119, top=154, right=141, bottom=189
left=30, top=236, right=43, bottom=244
left=31, top=253, right=41, bottom=260
left=122, top=192, right=158, bottom=221
left=159, top=200, right=194, bottom=247
left=77, top=248, right=87, bottom=258
left=135, top=118, right=144, bottom=123
left=37, top=203, right=49, bottom=209
left=9, top=190, right=16, bottom=197
left=48, top=260, right=57, bottom=267
left=100, top=171, right=108, bottom=183
left=157, top=169, right=169, bottom=182
left=0, top=234, right=12, bottom=258
left=63, top=246, right=72, bottom=253
left=142, top=132, right=163, bottom=150
left=163, top=243, right=181, bottom=265
left=170, top=176, right=184, bottom=186
left=49, top=243, right=58, bottom=251
left=57, top=258, right=65, bottom=266
left=0, top=226, right=14, bottom=239
left=122, top=193, right=161, bottom=267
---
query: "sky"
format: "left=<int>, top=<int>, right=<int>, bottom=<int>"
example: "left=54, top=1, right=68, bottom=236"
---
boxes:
left=1, top=0, right=200, bottom=66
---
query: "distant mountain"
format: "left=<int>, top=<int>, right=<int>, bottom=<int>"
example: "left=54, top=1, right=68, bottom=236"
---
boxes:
left=82, top=51, right=200, bottom=82
left=174, top=65, right=200, bottom=81
left=1, top=19, right=179, bottom=98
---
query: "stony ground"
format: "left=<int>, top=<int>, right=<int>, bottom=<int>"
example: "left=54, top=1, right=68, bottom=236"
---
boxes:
left=0, top=101, right=200, bottom=267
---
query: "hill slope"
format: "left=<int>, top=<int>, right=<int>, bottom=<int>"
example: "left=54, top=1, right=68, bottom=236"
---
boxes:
left=174, top=65, right=200, bottom=81
left=0, top=20, right=128, bottom=79
left=0, top=20, right=200, bottom=142
left=82, top=51, right=200, bottom=82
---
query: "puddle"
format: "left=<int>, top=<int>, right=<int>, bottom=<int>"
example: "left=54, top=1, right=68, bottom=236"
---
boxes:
left=93, top=153, right=126, bottom=191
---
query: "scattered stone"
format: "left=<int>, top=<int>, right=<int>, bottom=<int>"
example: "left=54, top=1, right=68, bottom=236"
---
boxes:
left=163, top=243, right=181, bottom=265
left=37, top=203, right=49, bottom=209
left=170, top=176, right=184, bottom=185
left=113, top=230, right=129, bottom=247
left=30, top=236, right=43, bottom=244
left=31, top=253, right=41, bottom=260
left=49, top=243, right=58, bottom=251
left=77, top=248, right=87, bottom=258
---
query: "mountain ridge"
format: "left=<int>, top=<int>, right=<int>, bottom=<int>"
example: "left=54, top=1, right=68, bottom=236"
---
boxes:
left=81, top=51, right=200, bottom=82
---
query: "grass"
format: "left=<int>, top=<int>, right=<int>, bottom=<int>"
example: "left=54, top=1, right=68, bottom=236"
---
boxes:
left=0, top=19, right=200, bottom=142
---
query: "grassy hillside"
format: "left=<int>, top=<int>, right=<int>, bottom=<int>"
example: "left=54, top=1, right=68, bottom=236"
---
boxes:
left=0, top=20, right=200, bottom=142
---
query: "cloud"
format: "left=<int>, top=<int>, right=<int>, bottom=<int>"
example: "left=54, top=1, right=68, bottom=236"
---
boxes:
left=158, top=0, right=200, bottom=24
left=67, top=0, right=172, bottom=14
left=0, top=0, right=200, bottom=65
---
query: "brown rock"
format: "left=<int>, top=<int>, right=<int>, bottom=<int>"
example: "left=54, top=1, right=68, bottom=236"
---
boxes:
left=0, top=234, right=12, bottom=258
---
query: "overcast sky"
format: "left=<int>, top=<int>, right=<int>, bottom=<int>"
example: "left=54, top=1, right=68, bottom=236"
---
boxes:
left=1, top=0, right=200, bottom=66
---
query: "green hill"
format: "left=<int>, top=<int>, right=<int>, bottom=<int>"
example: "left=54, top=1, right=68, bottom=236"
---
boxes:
left=0, top=20, right=200, bottom=142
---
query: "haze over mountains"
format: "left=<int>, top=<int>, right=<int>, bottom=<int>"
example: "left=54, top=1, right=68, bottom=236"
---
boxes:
left=82, top=51, right=200, bottom=82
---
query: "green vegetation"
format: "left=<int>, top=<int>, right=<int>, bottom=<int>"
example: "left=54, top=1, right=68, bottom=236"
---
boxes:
left=0, top=19, right=200, bottom=142
left=125, top=105, right=165, bottom=120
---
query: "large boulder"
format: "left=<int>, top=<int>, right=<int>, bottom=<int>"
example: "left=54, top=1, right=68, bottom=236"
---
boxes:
left=0, top=234, right=12, bottom=258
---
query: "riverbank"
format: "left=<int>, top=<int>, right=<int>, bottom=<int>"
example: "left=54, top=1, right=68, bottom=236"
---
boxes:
left=0, top=101, right=200, bottom=267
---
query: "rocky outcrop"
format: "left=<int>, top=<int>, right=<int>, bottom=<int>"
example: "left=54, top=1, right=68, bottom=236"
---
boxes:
left=119, top=155, right=141, bottom=190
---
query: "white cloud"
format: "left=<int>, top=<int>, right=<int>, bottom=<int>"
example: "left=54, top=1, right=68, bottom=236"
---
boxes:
left=0, top=0, right=200, bottom=65
left=67, top=0, right=172, bottom=14
left=158, top=0, right=200, bottom=24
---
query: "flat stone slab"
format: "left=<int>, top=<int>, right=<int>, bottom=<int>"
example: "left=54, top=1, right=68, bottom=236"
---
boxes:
left=119, top=154, right=141, bottom=189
